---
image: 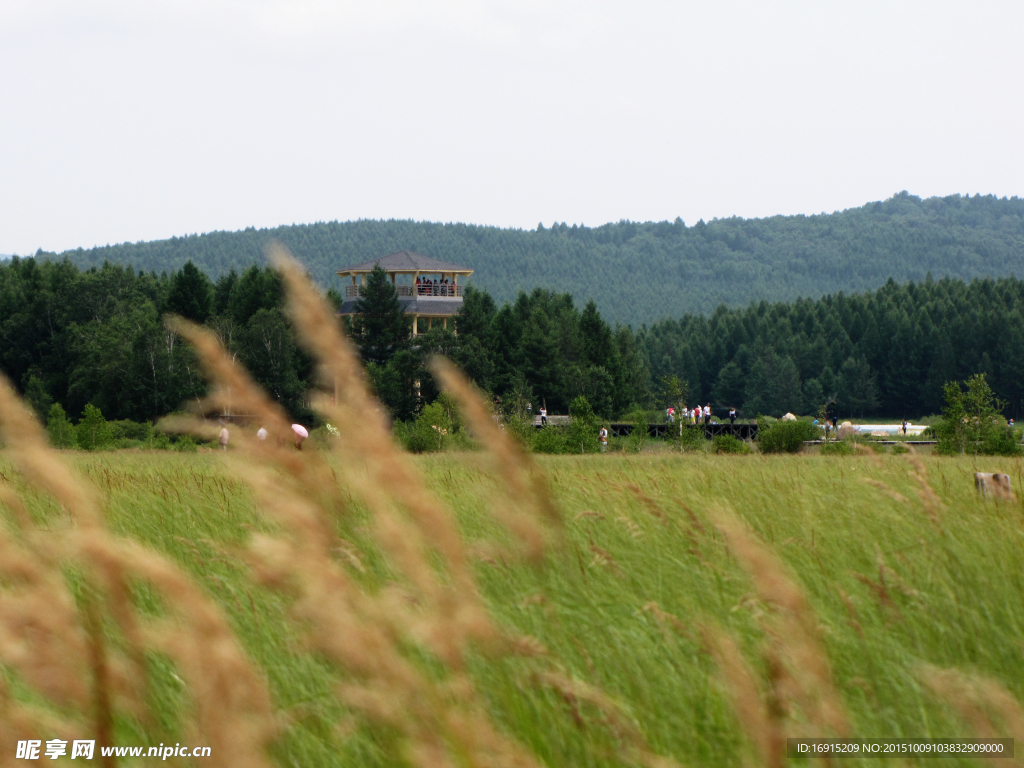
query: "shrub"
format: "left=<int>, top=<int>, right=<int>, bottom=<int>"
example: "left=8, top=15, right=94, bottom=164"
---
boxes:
left=46, top=403, right=76, bottom=448
left=891, top=444, right=909, bottom=455
left=934, top=374, right=1021, bottom=456
left=532, top=426, right=568, bottom=454
left=108, top=419, right=154, bottom=442
left=565, top=395, right=600, bottom=454
left=399, top=418, right=443, bottom=454
left=398, top=394, right=470, bottom=454
left=503, top=414, right=535, bottom=448
left=626, top=408, right=649, bottom=453
left=174, top=435, right=198, bottom=452
left=756, top=416, right=819, bottom=454
left=713, top=435, right=750, bottom=454
left=980, top=425, right=1020, bottom=456
left=76, top=404, right=112, bottom=451
left=820, top=439, right=855, bottom=456
left=677, top=424, right=706, bottom=451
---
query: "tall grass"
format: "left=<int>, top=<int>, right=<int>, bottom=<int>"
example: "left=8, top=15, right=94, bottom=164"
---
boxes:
left=1, top=246, right=1023, bottom=766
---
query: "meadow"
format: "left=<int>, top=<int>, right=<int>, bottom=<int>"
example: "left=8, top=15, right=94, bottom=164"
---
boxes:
left=3, top=448, right=1023, bottom=767
left=2, top=251, right=1023, bottom=768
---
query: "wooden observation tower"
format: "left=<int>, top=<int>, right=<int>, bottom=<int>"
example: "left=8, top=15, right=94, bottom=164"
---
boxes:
left=336, top=251, right=474, bottom=335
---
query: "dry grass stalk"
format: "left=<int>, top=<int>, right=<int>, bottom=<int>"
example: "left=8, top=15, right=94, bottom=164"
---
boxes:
left=0, top=675, right=79, bottom=768
left=270, top=250, right=492, bottom=648
left=430, top=356, right=562, bottom=561
left=168, top=343, right=465, bottom=759
left=275, top=324, right=488, bottom=660
left=0, top=481, right=33, bottom=530
left=76, top=531, right=278, bottom=766
left=837, top=589, right=864, bottom=638
left=921, top=665, right=1024, bottom=767
left=624, top=482, right=668, bottom=521
left=0, top=525, right=90, bottom=710
left=0, top=375, right=103, bottom=530
left=700, top=625, right=782, bottom=768
left=0, top=374, right=277, bottom=768
left=534, top=670, right=680, bottom=768
left=711, top=508, right=850, bottom=743
left=906, top=456, right=943, bottom=526
left=162, top=247, right=547, bottom=767
left=640, top=602, right=688, bottom=644
left=860, top=477, right=909, bottom=504
left=266, top=246, right=683, bottom=767
left=162, top=316, right=346, bottom=519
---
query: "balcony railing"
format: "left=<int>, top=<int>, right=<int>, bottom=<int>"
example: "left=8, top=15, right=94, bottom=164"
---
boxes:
left=344, top=284, right=464, bottom=299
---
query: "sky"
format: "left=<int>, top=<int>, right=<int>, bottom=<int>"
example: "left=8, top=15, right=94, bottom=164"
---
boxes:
left=1, top=0, right=1022, bottom=256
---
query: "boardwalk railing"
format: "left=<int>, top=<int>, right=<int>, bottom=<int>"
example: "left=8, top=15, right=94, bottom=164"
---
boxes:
left=593, top=423, right=759, bottom=440
left=344, top=285, right=464, bottom=299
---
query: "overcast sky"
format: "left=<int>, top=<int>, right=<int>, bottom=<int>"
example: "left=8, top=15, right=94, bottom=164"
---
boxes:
left=1, top=0, right=1022, bottom=256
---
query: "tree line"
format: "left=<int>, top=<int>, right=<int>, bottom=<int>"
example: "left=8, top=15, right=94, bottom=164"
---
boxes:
left=3, top=257, right=1024, bottom=432
left=37, top=191, right=1024, bottom=326
left=0, top=257, right=313, bottom=425
left=641, top=275, right=1024, bottom=420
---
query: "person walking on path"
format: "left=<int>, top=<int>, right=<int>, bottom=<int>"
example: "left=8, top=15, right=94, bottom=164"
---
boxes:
left=703, top=404, right=712, bottom=426
left=728, top=408, right=737, bottom=425
left=599, top=426, right=608, bottom=452
left=218, top=425, right=229, bottom=451
left=539, top=406, right=548, bottom=426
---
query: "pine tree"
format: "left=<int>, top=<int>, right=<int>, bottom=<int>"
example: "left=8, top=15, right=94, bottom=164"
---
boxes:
left=229, top=266, right=281, bottom=325
left=23, top=373, right=52, bottom=420
left=455, top=286, right=497, bottom=342
left=352, top=265, right=409, bottom=366
left=166, top=261, right=213, bottom=323
left=580, top=299, right=615, bottom=367
left=711, top=361, right=745, bottom=411
left=838, top=356, right=879, bottom=416
left=213, top=268, right=238, bottom=315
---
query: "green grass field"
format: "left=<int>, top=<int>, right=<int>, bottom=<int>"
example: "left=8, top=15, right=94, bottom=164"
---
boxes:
left=4, top=450, right=1023, bottom=767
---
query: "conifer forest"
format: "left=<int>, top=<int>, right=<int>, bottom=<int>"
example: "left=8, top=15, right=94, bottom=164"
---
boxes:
left=3, top=251, right=1024, bottom=426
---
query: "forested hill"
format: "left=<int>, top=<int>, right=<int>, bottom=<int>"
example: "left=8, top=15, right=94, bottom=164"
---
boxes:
left=44, top=192, right=1024, bottom=326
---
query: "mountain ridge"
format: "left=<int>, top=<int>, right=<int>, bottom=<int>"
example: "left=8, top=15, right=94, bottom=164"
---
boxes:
left=40, top=191, right=1024, bottom=325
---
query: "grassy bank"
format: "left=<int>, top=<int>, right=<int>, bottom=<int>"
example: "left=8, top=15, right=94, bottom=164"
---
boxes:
left=3, top=450, right=1023, bottom=766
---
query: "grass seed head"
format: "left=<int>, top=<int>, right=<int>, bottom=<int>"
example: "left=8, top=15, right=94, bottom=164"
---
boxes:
left=712, top=507, right=850, bottom=738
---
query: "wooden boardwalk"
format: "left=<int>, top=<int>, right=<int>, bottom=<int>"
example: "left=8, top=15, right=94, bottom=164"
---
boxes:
left=607, top=422, right=759, bottom=440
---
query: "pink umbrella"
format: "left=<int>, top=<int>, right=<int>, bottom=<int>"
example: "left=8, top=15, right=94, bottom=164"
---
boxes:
left=291, top=424, right=308, bottom=450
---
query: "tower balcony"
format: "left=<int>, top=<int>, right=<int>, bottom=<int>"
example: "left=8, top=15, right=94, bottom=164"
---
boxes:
left=344, top=284, right=465, bottom=300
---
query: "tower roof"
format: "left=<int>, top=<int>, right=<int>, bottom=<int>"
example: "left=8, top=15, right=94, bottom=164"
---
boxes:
left=336, top=250, right=473, bottom=276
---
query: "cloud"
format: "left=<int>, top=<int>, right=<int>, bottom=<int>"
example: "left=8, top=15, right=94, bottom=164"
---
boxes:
left=0, top=0, right=616, bottom=51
